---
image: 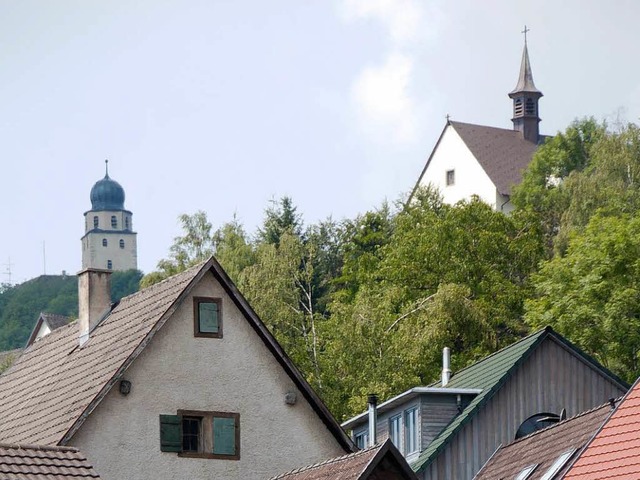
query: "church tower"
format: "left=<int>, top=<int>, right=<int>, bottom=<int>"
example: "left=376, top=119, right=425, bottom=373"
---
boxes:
left=508, top=29, right=543, bottom=144
left=81, top=161, right=138, bottom=271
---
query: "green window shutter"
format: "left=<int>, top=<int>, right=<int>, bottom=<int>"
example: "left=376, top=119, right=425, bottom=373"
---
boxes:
left=159, top=414, right=182, bottom=452
left=213, top=416, right=236, bottom=455
left=199, top=302, right=219, bottom=333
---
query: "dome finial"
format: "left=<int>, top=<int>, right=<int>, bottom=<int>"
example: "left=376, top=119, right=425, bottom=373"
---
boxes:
left=105, top=159, right=109, bottom=178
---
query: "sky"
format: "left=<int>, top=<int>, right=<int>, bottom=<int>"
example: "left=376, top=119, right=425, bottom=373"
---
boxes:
left=2, top=0, right=640, bottom=284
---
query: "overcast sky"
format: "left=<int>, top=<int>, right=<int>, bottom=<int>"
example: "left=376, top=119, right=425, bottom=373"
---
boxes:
left=2, top=0, right=639, bottom=284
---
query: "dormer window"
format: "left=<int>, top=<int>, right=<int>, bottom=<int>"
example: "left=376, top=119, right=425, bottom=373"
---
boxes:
left=111, top=216, right=117, bottom=229
left=93, top=216, right=99, bottom=228
left=354, top=430, right=369, bottom=449
left=194, top=297, right=222, bottom=338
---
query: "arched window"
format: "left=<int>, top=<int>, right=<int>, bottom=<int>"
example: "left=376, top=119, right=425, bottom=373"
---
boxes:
left=119, top=239, right=125, bottom=249
left=107, top=260, right=113, bottom=270
left=125, top=217, right=130, bottom=230
left=102, top=238, right=108, bottom=247
left=93, top=216, right=99, bottom=228
left=111, top=216, right=117, bottom=229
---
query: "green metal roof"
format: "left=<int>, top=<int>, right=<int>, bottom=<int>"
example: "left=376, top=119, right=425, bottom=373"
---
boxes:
left=412, top=328, right=549, bottom=473
left=411, top=326, right=628, bottom=473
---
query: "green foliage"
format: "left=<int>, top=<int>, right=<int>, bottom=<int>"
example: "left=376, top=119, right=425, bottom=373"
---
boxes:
left=258, top=196, right=302, bottom=245
left=0, top=270, right=142, bottom=350
left=525, top=214, right=640, bottom=381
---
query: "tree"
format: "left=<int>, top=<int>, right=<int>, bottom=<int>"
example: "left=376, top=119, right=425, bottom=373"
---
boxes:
left=525, top=213, right=640, bottom=382
left=258, top=196, right=303, bottom=245
left=141, top=211, right=215, bottom=287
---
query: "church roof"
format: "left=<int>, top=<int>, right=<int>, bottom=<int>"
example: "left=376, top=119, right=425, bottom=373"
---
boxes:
left=449, top=120, right=542, bottom=196
left=89, top=173, right=125, bottom=211
left=0, top=258, right=354, bottom=452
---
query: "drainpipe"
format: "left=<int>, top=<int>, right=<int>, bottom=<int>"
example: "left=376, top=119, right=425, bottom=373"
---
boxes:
left=367, top=393, right=378, bottom=447
left=442, top=347, right=451, bottom=386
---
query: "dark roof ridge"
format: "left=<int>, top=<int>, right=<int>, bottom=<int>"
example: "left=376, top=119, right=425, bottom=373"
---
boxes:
left=269, top=443, right=380, bottom=479
left=0, top=442, right=80, bottom=453
left=449, top=120, right=517, bottom=133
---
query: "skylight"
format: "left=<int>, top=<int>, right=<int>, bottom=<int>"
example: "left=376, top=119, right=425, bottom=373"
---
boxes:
left=540, top=448, right=577, bottom=480
left=515, top=464, right=537, bottom=480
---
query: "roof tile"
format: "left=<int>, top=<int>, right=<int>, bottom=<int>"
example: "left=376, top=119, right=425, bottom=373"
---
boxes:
left=0, top=443, right=100, bottom=479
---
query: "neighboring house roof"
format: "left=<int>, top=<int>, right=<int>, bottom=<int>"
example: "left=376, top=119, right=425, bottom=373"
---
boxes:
left=473, top=402, right=615, bottom=480
left=270, top=439, right=417, bottom=480
left=412, top=327, right=628, bottom=473
left=0, top=258, right=354, bottom=452
left=563, top=376, right=640, bottom=479
left=0, top=443, right=100, bottom=479
left=25, top=313, right=71, bottom=346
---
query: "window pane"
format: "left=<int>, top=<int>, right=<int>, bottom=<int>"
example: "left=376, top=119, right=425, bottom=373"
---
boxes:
left=389, top=415, right=401, bottom=450
left=405, top=408, right=418, bottom=454
left=111, top=216, right=117, bottom=228
left=213, top=416, right=236, bottom=455
left=355, top=431, right=368, bottom=449
left=182, top=417, right=201, bottom=452
left=199, top=302, right=219, bottom=333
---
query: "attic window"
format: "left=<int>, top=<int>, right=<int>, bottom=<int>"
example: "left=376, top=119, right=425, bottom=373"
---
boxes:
left=446, top=170, right=455, bottom=186
left=160, top=411, right=239, bottom=460
left=194, top=297, right=222, bottom=338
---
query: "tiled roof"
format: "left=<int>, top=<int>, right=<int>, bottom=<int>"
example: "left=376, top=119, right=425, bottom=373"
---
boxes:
left=412, top=328, right=547, bottom=472
left=0, top=443, right=100, bottom=479
left=449, top=121, right=542, bottom=196
left=0, top=262, right=203, bottom=445
left=474, top=402, right=614, bottom=480
left=270, top=439, right=417, bottom=480
left=563, top=377, right=640, bottom=479
left=0, top=258, right=354, bottom=452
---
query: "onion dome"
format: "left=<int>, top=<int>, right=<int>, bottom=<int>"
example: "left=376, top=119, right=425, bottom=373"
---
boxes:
left=90, top=160, right=125, bottom=210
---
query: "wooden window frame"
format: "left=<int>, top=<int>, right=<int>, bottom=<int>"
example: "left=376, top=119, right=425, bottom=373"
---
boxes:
left=177, top=410, right=240, bottom=460
left=193, top=297, right=223, bottom=338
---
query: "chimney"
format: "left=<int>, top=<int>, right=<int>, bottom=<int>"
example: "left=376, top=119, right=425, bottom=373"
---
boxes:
left=367, top=394, right=378, bottom=448
left=78, top=268, right=112, bottom=346
left=442, top=347, right=451, bottom=386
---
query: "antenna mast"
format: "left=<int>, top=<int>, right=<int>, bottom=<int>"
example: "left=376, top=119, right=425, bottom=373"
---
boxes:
left=2, top=257, right=13, bottom=285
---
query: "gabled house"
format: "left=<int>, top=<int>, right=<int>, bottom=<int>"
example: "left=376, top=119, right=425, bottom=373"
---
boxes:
left=408, top=39, right=548, bottom=213
left=0, top=443, right=101, bottom=479
left=342, top=327, right=628, bottom=480
left=270, top=439, right=418, bottom=480
left=473, top=401, right=615, bottom=480
left=25, top=312, right=71, bottom=346
left=563, top=376, right=640, bottom=479
left=0, top=258, right=354, bottom=479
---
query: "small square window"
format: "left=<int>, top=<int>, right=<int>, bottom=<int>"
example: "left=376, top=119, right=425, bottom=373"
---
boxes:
left=446, top=169, right=455, bottom=186
left=194, top=297, right=222, bottom=338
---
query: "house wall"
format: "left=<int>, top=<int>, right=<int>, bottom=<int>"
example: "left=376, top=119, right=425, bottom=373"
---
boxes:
left=69, top=271, right=345, bottom=480
left=420, top=337, right=627, bottom=480
left=418, top=126, right=498, bottom=208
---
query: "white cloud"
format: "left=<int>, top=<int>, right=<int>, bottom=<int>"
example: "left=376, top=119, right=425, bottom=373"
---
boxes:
left=351, top=52, right=417, bottom=144
left=339, top=0, right=424, bottom=45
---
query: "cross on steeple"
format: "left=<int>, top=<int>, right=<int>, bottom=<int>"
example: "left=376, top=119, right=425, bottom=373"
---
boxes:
left=105, top=159, right=109, bottom=178
left=521, top=25, right=530, bottom=45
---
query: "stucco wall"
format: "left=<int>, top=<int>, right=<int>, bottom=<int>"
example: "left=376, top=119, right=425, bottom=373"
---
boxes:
left=81, top=208, right=137, bottom=271
left=418, top=127, right=498, bottom=208
left=69, top=271, right=346, bottom=479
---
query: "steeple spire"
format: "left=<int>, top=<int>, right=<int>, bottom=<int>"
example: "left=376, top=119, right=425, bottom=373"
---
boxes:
left=508, top=26, right=543, bottom=143
left=104, top=159, right=109, bottom=178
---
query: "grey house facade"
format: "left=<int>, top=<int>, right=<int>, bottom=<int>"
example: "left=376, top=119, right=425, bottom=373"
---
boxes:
left=342, top=328, right=628, bottom=480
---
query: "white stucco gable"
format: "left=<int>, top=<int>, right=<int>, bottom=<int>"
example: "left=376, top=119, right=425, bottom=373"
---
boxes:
left=414, top=124, right=501, bottom=209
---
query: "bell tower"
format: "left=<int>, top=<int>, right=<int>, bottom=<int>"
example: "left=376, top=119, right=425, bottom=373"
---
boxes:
left=508, top=26, right=543, bottom=144
left=81, top=160, right=138, bottom=271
